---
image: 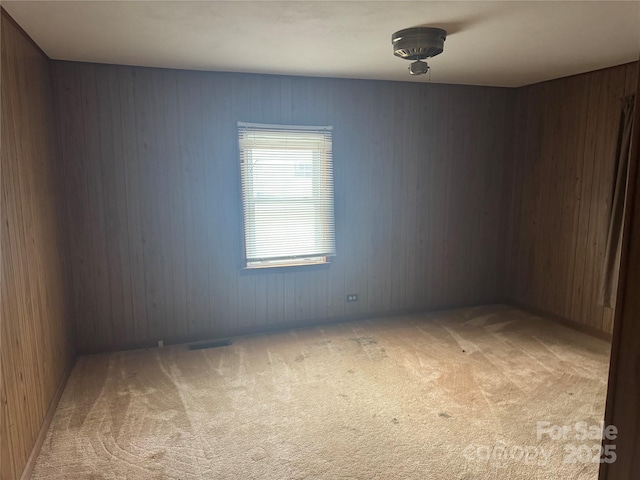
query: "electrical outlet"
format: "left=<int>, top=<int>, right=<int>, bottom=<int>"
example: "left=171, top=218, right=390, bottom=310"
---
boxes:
left=346, top=294, right=359, bottom=302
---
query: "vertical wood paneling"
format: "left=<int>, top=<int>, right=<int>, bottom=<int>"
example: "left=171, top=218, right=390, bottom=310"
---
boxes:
left=505, top=62, right=639, bottom=335
left=95, top=65, right=135, bottom=346
left=1, top=10, right=74, bottom=480
left=52, top=62, right=512, bottom=353
left=80, top=64, right=114, bottom=348
left=176, top=71, right=208, bottom=337
left=118, top=66, right=148, bottom=344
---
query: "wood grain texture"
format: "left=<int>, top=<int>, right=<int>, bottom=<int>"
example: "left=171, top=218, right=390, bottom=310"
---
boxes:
left=1, top=10, right=75, bottom=480
left=51, top=62, right=513, bottom=354
left=504, top=62, right=639, bottom=334
left=600, top=60, right=640, bottom=480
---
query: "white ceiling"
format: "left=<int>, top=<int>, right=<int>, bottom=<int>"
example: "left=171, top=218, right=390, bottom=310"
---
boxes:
left=4, top=0, right=640, bottom=87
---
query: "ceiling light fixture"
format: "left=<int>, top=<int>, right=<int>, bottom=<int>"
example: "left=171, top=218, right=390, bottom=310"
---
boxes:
left=391, top=27, right=447, bottom=76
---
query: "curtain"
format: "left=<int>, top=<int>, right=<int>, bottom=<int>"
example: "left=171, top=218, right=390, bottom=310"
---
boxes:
left=600, top=95, right=636, bottom=308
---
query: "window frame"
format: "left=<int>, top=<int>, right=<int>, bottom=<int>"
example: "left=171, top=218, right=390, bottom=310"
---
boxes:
left=237, top=122, right=336, bottom=271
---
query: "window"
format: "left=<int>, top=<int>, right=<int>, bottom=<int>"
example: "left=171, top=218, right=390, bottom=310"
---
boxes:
left=238, top=122, right=336, bottom=269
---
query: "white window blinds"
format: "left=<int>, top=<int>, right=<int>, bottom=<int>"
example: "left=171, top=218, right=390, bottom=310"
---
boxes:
left=238, top=122, right=336, bottom=268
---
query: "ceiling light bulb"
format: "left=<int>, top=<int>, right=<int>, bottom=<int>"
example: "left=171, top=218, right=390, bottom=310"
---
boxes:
left=409, top=60, right=430, bottom=75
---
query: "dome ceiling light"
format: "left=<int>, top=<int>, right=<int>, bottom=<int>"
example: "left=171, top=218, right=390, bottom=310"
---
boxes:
left=391, top=27, right=447, bottom=76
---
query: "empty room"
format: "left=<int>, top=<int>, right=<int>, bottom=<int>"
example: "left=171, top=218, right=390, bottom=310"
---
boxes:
left=2, top=1, right=640, bottom=479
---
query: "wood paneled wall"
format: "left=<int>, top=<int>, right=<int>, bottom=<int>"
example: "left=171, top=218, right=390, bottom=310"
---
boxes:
left=504, top=62, right=639, bottom=335
left=51, top=61, right=513, bottom=353
left=1, top=11, right=75, bottom=480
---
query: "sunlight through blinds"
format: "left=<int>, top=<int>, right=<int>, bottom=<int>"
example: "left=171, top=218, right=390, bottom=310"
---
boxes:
left=238, top=122, right=335, bottom=268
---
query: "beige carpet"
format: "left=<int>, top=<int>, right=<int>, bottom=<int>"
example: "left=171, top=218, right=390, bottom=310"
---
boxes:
left=32, top=305, right=610, bottom=479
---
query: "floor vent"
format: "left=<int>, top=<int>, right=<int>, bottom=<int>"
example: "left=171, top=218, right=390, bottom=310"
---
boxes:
left=188, top=339, right=231, bottom=350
